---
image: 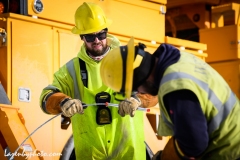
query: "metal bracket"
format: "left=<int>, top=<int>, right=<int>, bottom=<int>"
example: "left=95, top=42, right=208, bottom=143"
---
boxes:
left=0, top=28, right=7, bottom=47
left=160, top=6, right=166, bottom=15
left=18, top=87, right=31, bottom=102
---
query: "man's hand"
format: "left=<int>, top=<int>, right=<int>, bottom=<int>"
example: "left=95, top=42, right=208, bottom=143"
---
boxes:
left=137, top=93, right=158, bottom=108
left=60, top=98, right=84, bottom=117
left=118, top=96, right=141, bottom=117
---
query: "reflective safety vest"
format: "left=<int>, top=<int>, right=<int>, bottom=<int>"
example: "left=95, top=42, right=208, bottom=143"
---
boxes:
left=158, top=51, right=240, bottom=160
left=40, top=34, right=146, bottom=159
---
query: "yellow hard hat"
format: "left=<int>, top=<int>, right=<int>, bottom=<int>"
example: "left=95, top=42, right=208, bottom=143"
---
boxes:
left=100, top=37, right=143, bottom=98
left=72, top=2, right=112, bottom=35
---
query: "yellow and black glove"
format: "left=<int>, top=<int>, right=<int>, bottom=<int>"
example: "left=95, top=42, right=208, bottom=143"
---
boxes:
left=118, top=96, right=141, bottom=117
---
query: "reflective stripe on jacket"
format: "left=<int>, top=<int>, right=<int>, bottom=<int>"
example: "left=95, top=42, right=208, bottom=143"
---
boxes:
left=158, top=51, right=240, bottom=160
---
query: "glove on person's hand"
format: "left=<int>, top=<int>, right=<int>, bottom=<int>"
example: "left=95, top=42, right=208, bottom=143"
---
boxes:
left=60, top=98, right=84, bottom=117
left=152, top=150, right=163, bottom=160
left=118, top=96, right=141, bottom=117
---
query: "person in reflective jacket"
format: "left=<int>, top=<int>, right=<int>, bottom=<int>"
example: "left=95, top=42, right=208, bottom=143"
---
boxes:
left=100, top=37, right=240, bottom=160
left=39, top=3, right=146, bottom=160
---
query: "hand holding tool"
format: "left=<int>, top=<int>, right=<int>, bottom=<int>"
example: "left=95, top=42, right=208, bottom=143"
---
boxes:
left=118, top=96, right=141, bottom=117
left=60, top=98, right=84, bottom=117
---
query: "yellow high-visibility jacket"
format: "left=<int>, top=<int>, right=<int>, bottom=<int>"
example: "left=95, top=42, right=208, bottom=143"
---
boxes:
left=40, top=34, right=146, bottom=160
left=158, top=51, right=240, bottom=160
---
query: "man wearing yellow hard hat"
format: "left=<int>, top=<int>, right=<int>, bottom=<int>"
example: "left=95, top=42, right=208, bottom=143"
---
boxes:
left=100, top=37, right=240, bottom=160
left=39, top=2, right=147, bottom=160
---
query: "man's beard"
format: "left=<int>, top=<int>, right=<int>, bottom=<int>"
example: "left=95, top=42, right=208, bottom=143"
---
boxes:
left=86, top=42, right=108, bottom=57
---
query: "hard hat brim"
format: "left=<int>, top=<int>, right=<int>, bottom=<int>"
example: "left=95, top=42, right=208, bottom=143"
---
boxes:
left=71, top=19, right=112, bottom=35
left=100, top=37, right=134, bottom=98
left=124, top=37, right=135, bottom=98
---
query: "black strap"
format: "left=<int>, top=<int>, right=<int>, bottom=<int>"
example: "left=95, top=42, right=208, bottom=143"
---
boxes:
left=120, top=46, right=127, bottom=95
left=79, top=58, right=88, bottom=87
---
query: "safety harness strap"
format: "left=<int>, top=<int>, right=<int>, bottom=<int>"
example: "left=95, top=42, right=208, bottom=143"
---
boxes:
left=79, top=58, right=88, bottom=87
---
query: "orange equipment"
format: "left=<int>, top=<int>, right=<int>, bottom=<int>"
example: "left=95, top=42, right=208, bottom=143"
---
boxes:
left=0, top=1, right=208, bottom=160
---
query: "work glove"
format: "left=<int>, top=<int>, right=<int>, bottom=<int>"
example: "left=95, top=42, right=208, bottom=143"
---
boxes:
left=152, top=150, right=162, bottom=160
left=118, top=96, right=141, bottom=117
left=60, top=98, right=84, bottom=117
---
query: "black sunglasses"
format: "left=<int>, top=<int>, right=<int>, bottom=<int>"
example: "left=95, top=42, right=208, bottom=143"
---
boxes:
left=82, top=31, right=107, bottom=43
